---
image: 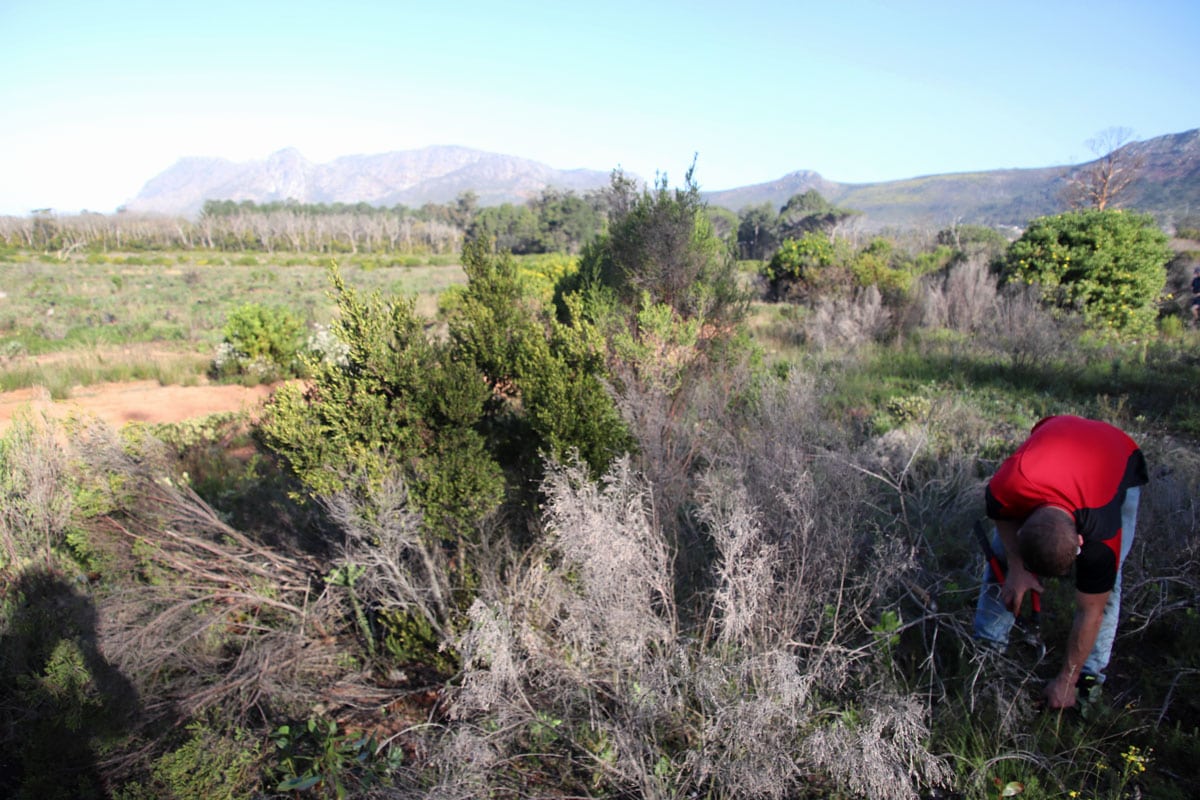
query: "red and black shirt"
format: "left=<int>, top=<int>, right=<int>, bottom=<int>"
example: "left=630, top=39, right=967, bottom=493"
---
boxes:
left=985, top=415, right=1148, bottom=594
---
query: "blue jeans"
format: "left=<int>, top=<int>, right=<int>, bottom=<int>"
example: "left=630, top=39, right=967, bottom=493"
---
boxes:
left=973, top=487, right=1140, bottom=681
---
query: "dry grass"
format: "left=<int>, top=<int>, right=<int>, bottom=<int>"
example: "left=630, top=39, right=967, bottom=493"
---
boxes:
left=65, top=421, right=346, bottom=728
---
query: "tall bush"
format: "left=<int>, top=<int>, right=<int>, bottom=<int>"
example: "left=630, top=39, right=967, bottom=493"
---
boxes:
left=256, top=266, right=504, bottom=544
left=578, top=166, right=746, bottom=325
left=448, top=240, right=632, bottom=480
left=763, top=232, right=854, bottom=301
left=1001, top=209, right=1171, bottom=337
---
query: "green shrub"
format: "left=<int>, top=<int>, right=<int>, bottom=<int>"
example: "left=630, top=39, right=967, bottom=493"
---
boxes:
left=452, top=241, right=631, bottom=478
left=1002, top=209, right=1171, bottom=337
left=579, top=166, right=745, bottom=324
left=115, top=719, right=262, bottom=800
left=211, top=303, right=304, bottom=381
left=256, top=264, right=504, bottom=543
left=268, top=716, right=402, bottom=798
left=763, top=232, right=855, bottom=300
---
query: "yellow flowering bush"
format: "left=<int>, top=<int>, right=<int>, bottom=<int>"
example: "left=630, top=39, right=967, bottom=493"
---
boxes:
left=1001, top=209, right=1171, bottom=338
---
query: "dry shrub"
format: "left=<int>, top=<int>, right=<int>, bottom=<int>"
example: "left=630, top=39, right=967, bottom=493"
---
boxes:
left=919, top=255, right=998, bottom=333
left=323, top=469, right=455, bottom=644
left=804, top=284, right=892, bottom=349
left=66, top=421, right=344, bottom=727
left=919, top=263, right=1079, bottom=370
left=433, top=365, right=952, bottom=799
left=608, top=346, right=702, bottom=552
left=985, top=284, right=1078, bottom=370
left=1122, top=435, right=1200, bottom=634
left=0, top=410, right=73, bottom=567
left=806, top=694, right=953, bottom=798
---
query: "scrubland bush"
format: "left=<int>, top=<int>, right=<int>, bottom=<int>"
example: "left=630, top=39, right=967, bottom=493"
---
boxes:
left=920, top=254, right=999, bottom=333
left=802, top=284, right=892, bottom=349
left=575, top=165, right=746, bottom=325
left=211, top=302, right=305, bottom=382
left=258, top=265, right=505, bottom=540
left=765, top=233, right=956, bottom=306
left=987, top=284, right=1082, bottom=370
left=426, top=366, right=953, bottom=799
left=764, top=231, right=855, bottom=301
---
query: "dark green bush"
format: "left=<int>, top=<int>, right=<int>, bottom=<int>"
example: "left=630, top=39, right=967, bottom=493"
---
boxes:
left=256, top=266, right=503, bottom=544
left=1002, top=209, right=1171, bottom=337
left=578, top=166, right=746, bottom=325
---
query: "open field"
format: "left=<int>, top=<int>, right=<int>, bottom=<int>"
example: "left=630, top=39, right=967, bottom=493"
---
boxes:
left=0, top=252, right=465, bottom=398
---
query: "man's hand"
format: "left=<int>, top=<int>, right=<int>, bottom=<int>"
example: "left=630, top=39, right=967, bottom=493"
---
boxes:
left=1000, top=564, right=1044, bottom=616
left=1043, top=674, right=1077, bottom=709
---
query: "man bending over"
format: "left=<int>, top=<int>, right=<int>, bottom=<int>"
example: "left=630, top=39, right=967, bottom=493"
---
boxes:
left=974, top=415, right=1148, bottom=709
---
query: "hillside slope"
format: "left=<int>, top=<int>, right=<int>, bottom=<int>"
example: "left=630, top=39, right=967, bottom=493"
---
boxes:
left=704, top=129, right=1200, bottom=230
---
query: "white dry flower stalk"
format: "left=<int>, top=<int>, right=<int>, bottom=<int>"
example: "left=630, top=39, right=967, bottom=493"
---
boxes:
left=323, top=469, right=452, bottom=639
left=919, top=255, right=998, bottom=332
left=692, top=649, right=818, bottom=799
left=453, top=599, right=524, bottom=717
left=698, top=471, right=779, bottom=648
left=806, top=285, right=891, bottom=349
left=540, top=456, right=676, bottom=664
left=0, top=411, right=73, bottom=565
left=805, top=695, right=952, bottom=800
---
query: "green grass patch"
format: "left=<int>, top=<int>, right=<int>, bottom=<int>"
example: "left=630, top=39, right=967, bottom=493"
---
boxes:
left=0, top=252, right=469, bottom=392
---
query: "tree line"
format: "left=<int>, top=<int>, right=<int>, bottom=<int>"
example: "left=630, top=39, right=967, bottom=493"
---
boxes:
left=0, top=180, right=870, bottom=262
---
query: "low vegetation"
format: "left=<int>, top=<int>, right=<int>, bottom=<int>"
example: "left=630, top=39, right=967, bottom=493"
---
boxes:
left=1, top=175, right=1199, bottom=799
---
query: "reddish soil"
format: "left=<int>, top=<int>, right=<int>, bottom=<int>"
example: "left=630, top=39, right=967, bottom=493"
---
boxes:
left=0, top=380, right=278, bottom=432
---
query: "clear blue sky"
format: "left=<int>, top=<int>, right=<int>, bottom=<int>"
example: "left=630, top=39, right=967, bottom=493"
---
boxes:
left=1, top=0, right=1196, bottom=216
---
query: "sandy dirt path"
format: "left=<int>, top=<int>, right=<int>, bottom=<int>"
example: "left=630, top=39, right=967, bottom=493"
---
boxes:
left=0, top=380, right=279, bottom=432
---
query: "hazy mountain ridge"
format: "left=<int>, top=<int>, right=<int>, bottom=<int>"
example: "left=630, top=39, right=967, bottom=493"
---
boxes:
left=125, top=130, right=1200, bottom=228
left=126, top=146, right=618, bottom=215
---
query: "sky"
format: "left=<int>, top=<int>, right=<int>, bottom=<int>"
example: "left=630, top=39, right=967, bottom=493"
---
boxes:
left=0, top=0, right=1197, bottom=216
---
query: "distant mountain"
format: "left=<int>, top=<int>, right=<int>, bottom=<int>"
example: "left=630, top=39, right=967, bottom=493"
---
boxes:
left=702, top=128, right=1200, bottom=231
left=124, top=146, right=617, bottom=216
left=125, top=130, right=1200, bottom=229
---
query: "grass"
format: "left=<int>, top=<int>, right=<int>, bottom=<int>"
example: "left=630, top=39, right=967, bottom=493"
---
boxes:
left=0, top=348, right=210, bottom=398
left=0, top=252, right=467, bottom=393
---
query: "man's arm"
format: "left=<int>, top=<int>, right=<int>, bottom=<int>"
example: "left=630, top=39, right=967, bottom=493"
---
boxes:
left=1044, top=590, right=1109, bottom=709
left=995, top=518, right=1044, bottom=615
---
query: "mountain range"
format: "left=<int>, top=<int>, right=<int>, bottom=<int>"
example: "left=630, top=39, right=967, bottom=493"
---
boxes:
left=125, top=130, right=1200, bottom=230
left=124, top=146, right=615, bottom=217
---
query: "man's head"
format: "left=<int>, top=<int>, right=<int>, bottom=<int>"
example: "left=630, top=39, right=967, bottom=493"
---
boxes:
left=1017, top=505, right=1079, bottom=576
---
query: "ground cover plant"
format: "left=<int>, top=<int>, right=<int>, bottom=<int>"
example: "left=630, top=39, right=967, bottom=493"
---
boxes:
left=1, top=181, right=1199, bottom=798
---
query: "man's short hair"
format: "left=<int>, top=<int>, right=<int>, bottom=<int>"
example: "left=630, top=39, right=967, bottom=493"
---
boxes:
left=1017, top=506, right=1078, bottom=576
